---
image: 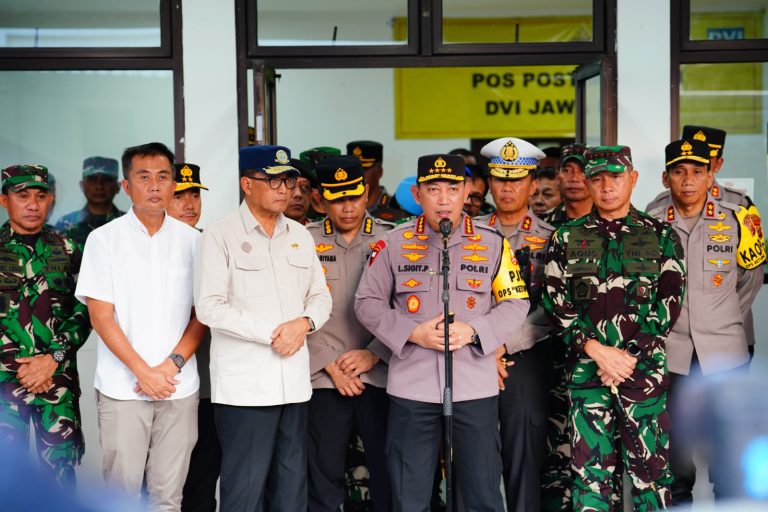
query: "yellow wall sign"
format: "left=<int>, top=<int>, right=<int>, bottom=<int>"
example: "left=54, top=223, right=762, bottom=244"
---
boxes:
left=395, top=65, right=578, bottom=139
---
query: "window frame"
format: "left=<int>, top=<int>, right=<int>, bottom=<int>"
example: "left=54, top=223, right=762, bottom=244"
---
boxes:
left=0, top=0, right=186, bottom=159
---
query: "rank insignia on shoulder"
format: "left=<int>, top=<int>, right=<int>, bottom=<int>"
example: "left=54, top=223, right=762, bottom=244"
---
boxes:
left=521, top=216, right=532, bottom=231
left=315, top=243, right=334, bottom=253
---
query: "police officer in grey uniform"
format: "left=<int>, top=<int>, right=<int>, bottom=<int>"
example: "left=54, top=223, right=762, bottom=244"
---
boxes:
left=645, top=125, right=758, bottom=358
left=355, top=153, right=530, bottom=511
left=475, top=137, right=555, bottom=512
left=305, top=156, right=394, bottom=512
left=648, top=138, right=766, bottom=504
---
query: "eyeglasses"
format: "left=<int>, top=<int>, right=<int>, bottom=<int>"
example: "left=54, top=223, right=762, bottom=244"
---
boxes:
left=245, top=175, right=298, bottom=190
left=466, top=193, right=485, bottom=206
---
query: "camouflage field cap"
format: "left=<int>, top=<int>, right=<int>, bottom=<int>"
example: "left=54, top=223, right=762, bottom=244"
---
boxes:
left=82, top=156, right=119, bottom=179
left=299, top=146, right=341, bottom=169
left=584, top=146, right=633, bottom=178
left=347, top=140, right=383, bottom=169
left=1, top=164, right=52, bottom=193
left=174, top=163, right=209, bottom=192
left=560, top=143, right=589, bottom=167
left=316, top=156, right=366, bottom=200
left=664, top=139, right=710, bottom=168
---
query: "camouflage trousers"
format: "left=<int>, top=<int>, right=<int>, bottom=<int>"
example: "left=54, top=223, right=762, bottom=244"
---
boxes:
left=0, top=398, right=84, bottom=488
left=570, top=387, right=672, bottom=512
left=541, top=355, right=572, bottom=511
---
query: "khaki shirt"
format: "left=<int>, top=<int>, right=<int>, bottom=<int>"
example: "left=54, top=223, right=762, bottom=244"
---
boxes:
left=194, top=202, right=332, bottom=406
left=306, top=214, right=394, bottom=389
left=649, top=195, right=764, bottom=375
left=355, top=214, right=530, bottom=403
left=475, top=209, right=555, bottom=353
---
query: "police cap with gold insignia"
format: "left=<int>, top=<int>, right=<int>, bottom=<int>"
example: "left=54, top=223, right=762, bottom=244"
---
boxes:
left=174, top=163, right=209, bottom=192
left=480, top=137, right=545, bottom=179
left=1, top=164, right=52, bottom=193
left=584, top=145, right=633, bottom=178
left=560, top=143, right=588, bottom=167
left=299, top=146, right=341, bottom=169
left=316, top=156, right=366, bottom=200
left=682, top=125, right=726, bottom=158
left=664, top=139, right=710, bottom=169
left=82, top=156, right=119, bottom=179
left=239, top=145, right=299, bottom=176
left=417, top=154, right=466, bottom=184
left=347, top=140, right=383, bottom=170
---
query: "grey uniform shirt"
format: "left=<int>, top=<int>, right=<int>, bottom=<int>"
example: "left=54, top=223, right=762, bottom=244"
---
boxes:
left=354, top=214, right=530, bottom=403
left=306, top=214, right=394, bottom=389
left=649, top=195, right=764, bottom=375
left=475, top=209, right=555, bottom=353
left=194, top=201, right=332, bottom=406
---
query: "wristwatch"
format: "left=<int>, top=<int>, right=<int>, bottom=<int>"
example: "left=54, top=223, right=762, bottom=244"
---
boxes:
left=50, top=349, right=66, bottom=364
left=305, top=316, right=316, bottom=332
left=168, top=353, right=186, bottom=370
left=470, top=332, right=481, bottom=347
left=626, top=343, right=641, bottom=358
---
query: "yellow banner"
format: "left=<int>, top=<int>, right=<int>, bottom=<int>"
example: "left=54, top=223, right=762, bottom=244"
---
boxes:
left=394, top=17, right=586, bottom=139
left=681, top=12, right=763, bottom=134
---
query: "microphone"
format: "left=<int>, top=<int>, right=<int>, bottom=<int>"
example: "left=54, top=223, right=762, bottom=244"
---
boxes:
left=439, top=218, right=452, bottom=239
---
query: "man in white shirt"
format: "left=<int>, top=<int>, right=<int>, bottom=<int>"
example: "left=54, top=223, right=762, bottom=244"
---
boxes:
left=76, top=142, right=205, bottom=512
left=195, top=145, right=331, bottom=512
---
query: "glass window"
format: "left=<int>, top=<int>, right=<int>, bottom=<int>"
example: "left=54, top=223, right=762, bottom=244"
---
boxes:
left=441, top=0, right=593, bottom=44
left=0, top=70, right=175, bottom=225
left=256, top=0, right=408, bottom=46
left=584, top=74, right=601, bottom=146
left=0, top=0, right=161, bottom=48
left=689, top=0, right=767, bottom=41
left=679, top=62, right=768, bottom=220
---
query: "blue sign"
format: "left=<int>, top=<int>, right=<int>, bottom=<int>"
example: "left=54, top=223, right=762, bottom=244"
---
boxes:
left=707, top=28, right=745, bottom=40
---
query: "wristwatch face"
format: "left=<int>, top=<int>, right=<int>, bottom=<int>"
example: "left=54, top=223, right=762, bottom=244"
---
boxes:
left=170, top=354, right=185, bottom=369
left=52, top=349, right=66, bottom=363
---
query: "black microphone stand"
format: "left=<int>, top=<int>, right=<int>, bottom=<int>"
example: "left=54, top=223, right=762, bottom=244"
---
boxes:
left=439, top=218, right=454, bottom=512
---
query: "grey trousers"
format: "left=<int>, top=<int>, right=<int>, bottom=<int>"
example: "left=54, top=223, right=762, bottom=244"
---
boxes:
left=97, top=391, right=199, bottom=512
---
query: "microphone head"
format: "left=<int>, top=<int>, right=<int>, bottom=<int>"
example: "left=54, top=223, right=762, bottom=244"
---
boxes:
left=439, top=218, right=453, bottom=237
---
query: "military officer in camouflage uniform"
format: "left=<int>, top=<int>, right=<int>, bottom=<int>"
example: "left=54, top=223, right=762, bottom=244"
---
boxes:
left=306, top=156, right=394, bottom=512
left=355, top=153, right=530, bottom=511
left=347, top=140, right=410, bottom=223
left=54, top=156, right=125, bottom=245
left=474, top=137, right=555, bottom=512
left=648, top=139, right=766, bottom=504
left=646, top=125, right=759, bottom=359
left=542, top=146, right=686, bottom=511
left=0, top=164, right=90, bottom=487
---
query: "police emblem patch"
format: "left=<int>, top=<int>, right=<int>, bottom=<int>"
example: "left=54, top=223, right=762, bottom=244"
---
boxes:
left=407, top=295, right=421, bottom=313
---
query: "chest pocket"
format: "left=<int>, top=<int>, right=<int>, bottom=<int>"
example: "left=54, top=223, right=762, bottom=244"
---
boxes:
left=234, top=256, right=272, bottom=297
left=566, top=261, right=600, bottom=304
left=321, top=262, right=339, bottom=281
left=0, top=274, right=21, bottom=316
left=286, top=252, right=315, bottom=291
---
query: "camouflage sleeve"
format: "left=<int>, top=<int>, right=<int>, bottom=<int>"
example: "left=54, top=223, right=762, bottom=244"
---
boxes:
left=627, top=224, right=686, bottom=352
left=541, top=229, right=594, bottom=357
left=50, top=239, right=92, bottom=355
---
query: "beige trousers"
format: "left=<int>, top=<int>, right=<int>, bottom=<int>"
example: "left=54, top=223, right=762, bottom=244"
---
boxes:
left=97, top=391, right=199, bottom=512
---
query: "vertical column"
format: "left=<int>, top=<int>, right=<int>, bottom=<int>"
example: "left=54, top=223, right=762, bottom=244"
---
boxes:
left=616, top=0, right=671, bottom=209
left=182, top=0, right=241, bottom=226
